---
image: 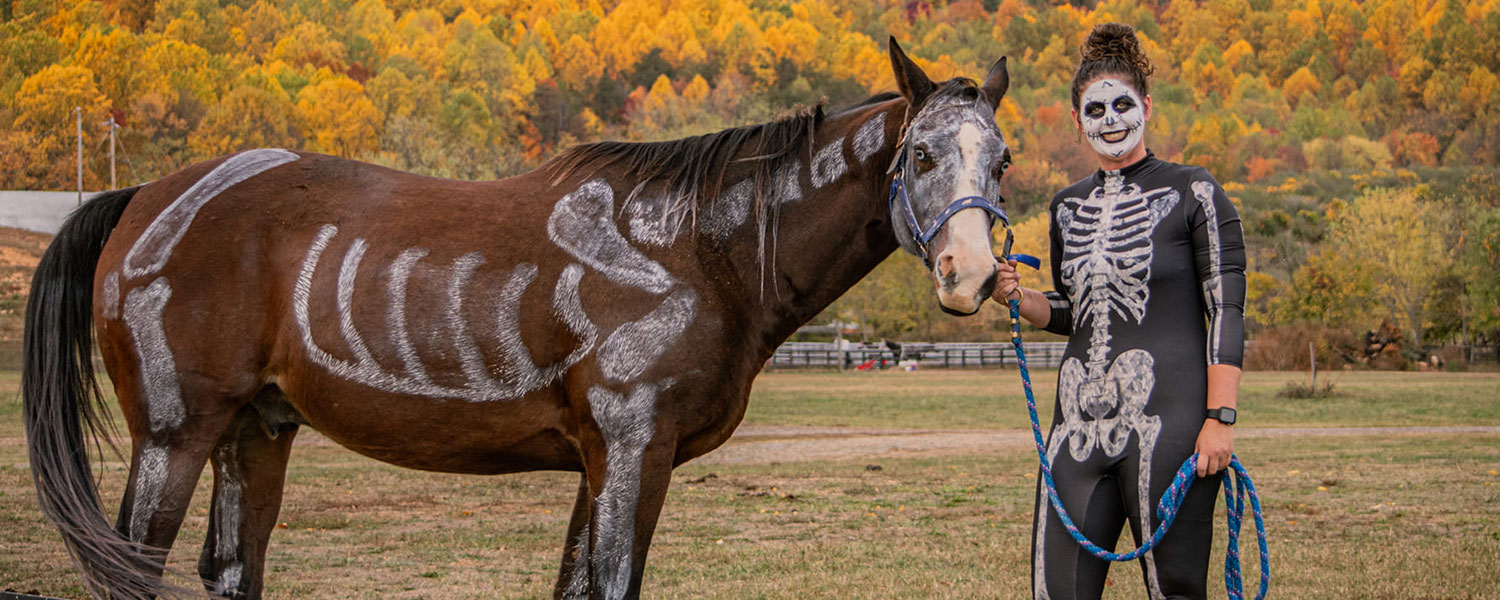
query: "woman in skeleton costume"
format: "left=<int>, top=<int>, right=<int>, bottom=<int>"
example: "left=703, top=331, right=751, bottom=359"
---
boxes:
left=994, top=22, right=1246, bottom=600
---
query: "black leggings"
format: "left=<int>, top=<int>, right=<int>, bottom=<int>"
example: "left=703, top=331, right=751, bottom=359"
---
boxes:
left=1031, top=435, right=1222, bottom=599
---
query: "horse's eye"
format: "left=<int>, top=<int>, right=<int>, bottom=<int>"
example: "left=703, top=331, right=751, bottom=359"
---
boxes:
left=914, top=147, right=931, bottom=163
left=998, top=159, right=1011, bottom=174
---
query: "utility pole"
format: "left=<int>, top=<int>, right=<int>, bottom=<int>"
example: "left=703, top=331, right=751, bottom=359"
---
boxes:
left=75, top=106, right=83, bottom=206
left=108, top=116, right=117, bottom=189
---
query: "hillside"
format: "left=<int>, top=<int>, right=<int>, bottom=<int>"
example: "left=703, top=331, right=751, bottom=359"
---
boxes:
left=3, top=0, right=1497, bottom=355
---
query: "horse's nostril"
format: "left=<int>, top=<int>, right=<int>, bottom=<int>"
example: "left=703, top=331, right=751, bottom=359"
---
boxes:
left=937, top=254, right=957, bottom=279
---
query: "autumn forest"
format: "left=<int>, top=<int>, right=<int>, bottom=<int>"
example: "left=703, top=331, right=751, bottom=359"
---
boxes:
left=2, top=0, right=1498, bottom=367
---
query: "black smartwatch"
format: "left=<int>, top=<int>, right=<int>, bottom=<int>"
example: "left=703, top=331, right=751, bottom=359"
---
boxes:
left=1206, top=407, right=1237, bottom=426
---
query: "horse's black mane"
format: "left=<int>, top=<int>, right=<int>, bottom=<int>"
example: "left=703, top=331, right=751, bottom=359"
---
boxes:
left=547, top=91, right=907, bottom=207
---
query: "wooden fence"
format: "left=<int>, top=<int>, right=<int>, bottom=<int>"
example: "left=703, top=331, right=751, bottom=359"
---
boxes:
left=768, top=341, right=1069, bottom=370
left=768, top=341, right=1500, bottom=371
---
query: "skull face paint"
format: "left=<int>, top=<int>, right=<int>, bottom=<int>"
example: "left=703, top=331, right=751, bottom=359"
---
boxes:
left=1078, top=78, right=1145, bottom=159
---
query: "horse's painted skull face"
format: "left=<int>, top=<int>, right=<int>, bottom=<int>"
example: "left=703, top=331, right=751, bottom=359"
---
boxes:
left=1079, top=78, right=1145, bottom=159
left=887, top=40, right=1009, bottom=315
left=901, top=92, right=1011, bottom=315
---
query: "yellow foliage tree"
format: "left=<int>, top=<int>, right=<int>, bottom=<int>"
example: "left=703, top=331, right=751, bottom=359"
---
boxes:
left=295, top=76, right=382, bottom=156
left=1459, top=66, right=1499, bottom=118
left=1003, top=211, right=1053, bottom=294
left=366, top=67, right=442, bottom=120
left=189, top=85, right=300, bottom=156
left=556, top=34, right=604, bottom=90
left=272, top=21, right=349, bottom=72
left=1282, top=66, right=1321, bottom=106
left=13, top=64, right=109, bottom=132
left=72, top=26, right=149, bottom=109
left=681, top=74, right=710, bottom=106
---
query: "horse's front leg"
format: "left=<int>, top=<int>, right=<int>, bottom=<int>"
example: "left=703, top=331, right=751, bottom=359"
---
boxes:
left=577, top=381, right=678, bottom=600
left=555, top=474, right=592, bottom=599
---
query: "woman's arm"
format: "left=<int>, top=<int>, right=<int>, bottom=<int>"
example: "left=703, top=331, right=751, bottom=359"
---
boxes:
left=1197, top=364, right=1240, bottom=476
left=1188, top=173, right=1247, bottom=476
left=994, top=264, right=1052, bottom=327
left=993, top=201, right=1073, bottom=333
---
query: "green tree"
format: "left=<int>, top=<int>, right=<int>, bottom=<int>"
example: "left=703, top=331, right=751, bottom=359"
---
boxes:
left=1320, top=188, right=1454, bottom=347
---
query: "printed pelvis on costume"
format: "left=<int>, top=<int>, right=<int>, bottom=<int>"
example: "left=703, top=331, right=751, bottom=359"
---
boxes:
left=1056, top=349, right=1158, bottom=461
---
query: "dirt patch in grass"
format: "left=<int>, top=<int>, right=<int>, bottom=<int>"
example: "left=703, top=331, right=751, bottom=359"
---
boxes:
left=706, top=424, right=1500, bottom=465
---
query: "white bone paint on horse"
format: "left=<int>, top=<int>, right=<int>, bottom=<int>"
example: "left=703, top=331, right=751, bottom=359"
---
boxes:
left=101, top=270, right=121, bottom=320
left=599, top=289, right=698, bottom=383
left=586, top=380, right=669, bottom=600
left=122, top=149, right=298, bottom=279
left=294, top=226, right=599, bottom=402
left=210, top=442, right=246, bottom=594
left=549, top=179, right=675, bottom=294
left=852, top=113, right=886, bottom=165
left=626, top=192, right=689, bottom=247
left=772, top=160, right=803, bottom=205
left=123, top=278, right=183, bottom=432
left=563, top=523, right=591, bottom=599
left=115, top=149, right=298, bottom=440
left=129, top=444, right=169, bottom=542
left=336, top=239, right=378, bottom=367
left=552, top=263, right=601, bottom=366
left=385, top=248, right=436, bottom=386
left=810, top=136, right=848, bottom=188
left=699, top=179, right=753, bottom=239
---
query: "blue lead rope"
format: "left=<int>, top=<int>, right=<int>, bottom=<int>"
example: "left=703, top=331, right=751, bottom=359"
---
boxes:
left=1005, top=297, right=1270, bottom=599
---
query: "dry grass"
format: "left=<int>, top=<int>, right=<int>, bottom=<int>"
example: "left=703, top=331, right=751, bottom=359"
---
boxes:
left=745, top=369, right=1500, bottom=429
left=3, top=371, right=1499, bottom=598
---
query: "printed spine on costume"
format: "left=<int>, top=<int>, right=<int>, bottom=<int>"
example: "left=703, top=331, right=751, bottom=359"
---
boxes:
left=21, top=185, right=186, bottom=599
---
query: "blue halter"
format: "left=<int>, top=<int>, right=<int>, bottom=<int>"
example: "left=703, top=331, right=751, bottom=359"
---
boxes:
left=887, top=148, right=1011, bottom=267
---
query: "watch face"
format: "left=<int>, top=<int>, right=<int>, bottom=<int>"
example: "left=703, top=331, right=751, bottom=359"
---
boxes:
left=1212, top=407, right=1236, bottom=425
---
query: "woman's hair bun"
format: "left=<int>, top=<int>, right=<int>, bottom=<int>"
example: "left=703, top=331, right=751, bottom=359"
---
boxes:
left=1081, top=22, right=1154, bottom=79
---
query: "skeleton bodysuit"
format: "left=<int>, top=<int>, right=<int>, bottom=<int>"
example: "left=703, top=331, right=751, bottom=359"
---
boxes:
left=1032, top=151, right=1245, bottom=600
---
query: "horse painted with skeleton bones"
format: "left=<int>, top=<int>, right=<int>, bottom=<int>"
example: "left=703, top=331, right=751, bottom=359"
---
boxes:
left=25, top=40, right=1014, bottom=599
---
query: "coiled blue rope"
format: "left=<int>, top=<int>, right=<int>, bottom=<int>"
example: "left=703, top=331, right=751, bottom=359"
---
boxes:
left=1005, top=295, right=1270, bottom=599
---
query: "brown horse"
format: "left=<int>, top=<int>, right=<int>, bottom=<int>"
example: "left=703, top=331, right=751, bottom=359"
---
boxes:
left=24, top=40, right=1012, bottom=599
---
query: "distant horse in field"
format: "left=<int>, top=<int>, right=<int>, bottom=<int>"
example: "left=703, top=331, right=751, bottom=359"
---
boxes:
left=24, top=39, right=1013, bottom=599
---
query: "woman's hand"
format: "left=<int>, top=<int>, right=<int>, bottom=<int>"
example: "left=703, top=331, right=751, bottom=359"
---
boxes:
left=1194, top=419, right=1234, bottom=476
left=992, top=258, right=1021, bottom=303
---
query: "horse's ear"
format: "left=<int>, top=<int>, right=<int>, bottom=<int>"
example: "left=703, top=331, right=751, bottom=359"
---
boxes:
left=981, top=56, right=1009, bottom=112
left=888, top=37, right=935, bottom=106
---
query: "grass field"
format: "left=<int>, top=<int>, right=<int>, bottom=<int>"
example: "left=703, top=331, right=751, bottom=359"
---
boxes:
left=3, top=370, right=1499, bottom=598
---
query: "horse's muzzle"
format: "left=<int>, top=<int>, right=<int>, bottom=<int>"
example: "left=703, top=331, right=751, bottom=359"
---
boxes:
left=937, top=263, right=998, bottom=316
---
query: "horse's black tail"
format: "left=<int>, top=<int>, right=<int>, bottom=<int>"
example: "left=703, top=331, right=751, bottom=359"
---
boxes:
left=22, top=186, right=187, bottom=599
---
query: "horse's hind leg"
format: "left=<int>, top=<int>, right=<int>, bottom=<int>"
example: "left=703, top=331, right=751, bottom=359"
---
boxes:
left=197, top=391, right=300, bottom=600
left=111, top=386, right=239, bottom=579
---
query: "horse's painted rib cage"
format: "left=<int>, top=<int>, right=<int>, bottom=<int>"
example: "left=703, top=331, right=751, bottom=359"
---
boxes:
left=292, top=224, right=597, bottom=402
